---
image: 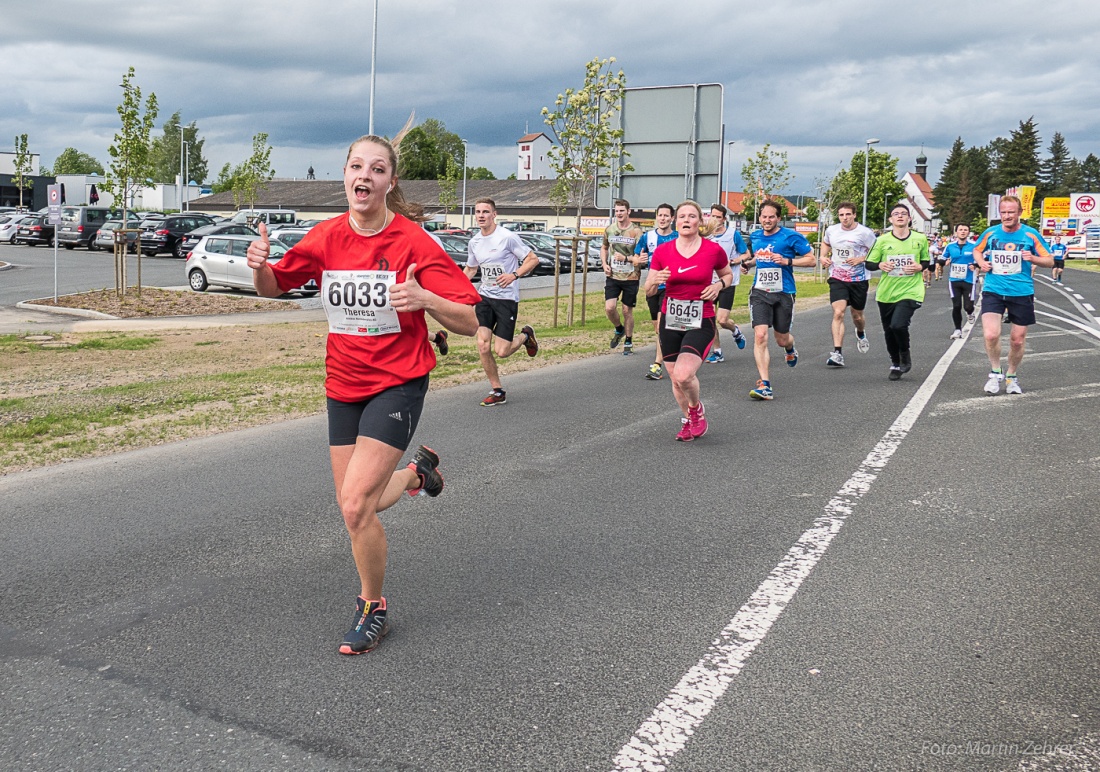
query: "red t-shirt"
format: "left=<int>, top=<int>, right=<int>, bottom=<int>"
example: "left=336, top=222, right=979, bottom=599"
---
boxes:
left=271, top=213, right=481, bottom=402
left=651, top=238, right=728, bottom=318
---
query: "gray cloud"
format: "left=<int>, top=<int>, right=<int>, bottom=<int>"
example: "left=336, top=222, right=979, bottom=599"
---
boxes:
left=3, top=0, right=1097, bottom=193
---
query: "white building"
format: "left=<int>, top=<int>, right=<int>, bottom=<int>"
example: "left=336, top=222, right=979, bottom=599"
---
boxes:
left=53, top=174, right=201, bottom=210
left=516, top=132, right=554, bottom=180
left=900, top=152, right=940, bottom=235
left=0, top=151, right=41, bottom=175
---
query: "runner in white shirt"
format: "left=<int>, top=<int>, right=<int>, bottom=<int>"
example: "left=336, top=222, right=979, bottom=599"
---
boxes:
left=820, top=201, right=877, bottom=367
left=463, top=198, right=541, bottom=406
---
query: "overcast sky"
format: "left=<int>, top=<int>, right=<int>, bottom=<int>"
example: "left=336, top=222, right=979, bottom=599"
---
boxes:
left=4, top=0, right=1098, bottom=198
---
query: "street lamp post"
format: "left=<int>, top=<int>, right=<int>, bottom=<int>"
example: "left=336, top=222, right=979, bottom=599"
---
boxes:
left=724, top=141, right=735, bottom=209
left=863, top=138, right=879, bottom=226
left=461, top=139, right=468, bottom=230
left=368, top=0, right=378, bottom=135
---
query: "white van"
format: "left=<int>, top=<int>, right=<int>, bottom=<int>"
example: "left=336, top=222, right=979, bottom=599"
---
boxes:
left=230, top=209, right=297, bottom=227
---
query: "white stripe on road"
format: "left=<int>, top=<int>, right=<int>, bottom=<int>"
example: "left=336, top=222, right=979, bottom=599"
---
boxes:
left=612, top=329, right=973, bottom=772
left=1074, top=293, right=1085, bottom=300
left=1085, top=304, right=1095, bottom=312
left=1036, top=311, right=1100, bottom=341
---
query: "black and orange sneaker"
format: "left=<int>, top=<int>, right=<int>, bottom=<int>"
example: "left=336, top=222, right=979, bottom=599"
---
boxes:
left=434, top=330, right=449, bottom=356
left=339, top=596, right=390, bottom=655
left=480, top=389, right=507, bottom=406
left=407, top=445, right=443, bottom=497
left=521, top=325, right=538, bottom=357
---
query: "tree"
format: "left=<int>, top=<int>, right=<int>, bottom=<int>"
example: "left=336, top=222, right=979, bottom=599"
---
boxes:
left=826, top=148, right=906, bottom=228
left=45, top=147, right=104, bottom=176
left=397, top=127, right=444, bottom=180
left=933, top=137, right=966, bottom=225
left=13, top=134, right=34, bottom=209
left=1077, top=153, right=1100, bottom=192
left=467, top=166, right=496, bottom=180
left=991, top=117, right=1041, bottom=192
left=102, top=67, right=158, bottom=218
left=740, top=143, right=792, bottom=222
left=1039, top=132, right=1072, bottom=197
left=210, top=162, right=238, bottom=194
left=437, top=155, right=461, bottom=215
left=419, top=118, right=464, bottom=169
left=148, top=111, right=208, bottom=185
left=232, top=132, right=275, bottom=211
left=542, top=57, right=631, bottom=266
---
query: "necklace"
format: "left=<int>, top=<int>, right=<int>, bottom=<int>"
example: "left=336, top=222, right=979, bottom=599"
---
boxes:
left=349, top=208, right=390, bottom=236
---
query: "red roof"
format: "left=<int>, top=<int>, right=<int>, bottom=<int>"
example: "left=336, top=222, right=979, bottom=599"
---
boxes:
left=517, top=132, right=549, bottom=144
left=721, top=191, right=801, bottom=217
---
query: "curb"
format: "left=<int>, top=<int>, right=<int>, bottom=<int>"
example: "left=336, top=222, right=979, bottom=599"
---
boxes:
left=0, top=261, right=11, bottom=271
left=16, top=300, right=118, bottom=320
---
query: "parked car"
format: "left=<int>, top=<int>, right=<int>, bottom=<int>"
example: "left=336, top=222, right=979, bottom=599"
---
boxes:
left=178, top=222, right=258, bottom=255
left=515, top=230, right=596, bottom=272
left=92, top=220, right=141, bottom=253
left=141, top=213, right=216, bottom=257
left=549, top=225, right=578, bottom=236
left=57, top=206, right=115, bottom=250
left=185, top=234, right=318, bottom=296
left=15, top=215, right=56, bottom=246
left=229, top=209, right=297, bottom=227
left=0, top=213, right=35, bottom=244
left=435, top=233, right=470, bottom=267
left=267, top=227, right=310, bottom=249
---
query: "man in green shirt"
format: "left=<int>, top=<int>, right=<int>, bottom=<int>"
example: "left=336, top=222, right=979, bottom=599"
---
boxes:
left=866, top=203, right=931, bottom=380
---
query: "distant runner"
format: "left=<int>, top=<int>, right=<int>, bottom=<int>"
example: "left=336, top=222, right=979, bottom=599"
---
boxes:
left=742, top=199, right=816, bottom=400
left=635, top=202, right=678, bottom=379
left=820, top=201, right=876, bottom=367
left=1050, top=235, right=1067, bottom=285
left=942, top=223, right=977, bottom=339
left=601, top=199, right=644, bottom=354
left=704, top=203, right=749, bottom=363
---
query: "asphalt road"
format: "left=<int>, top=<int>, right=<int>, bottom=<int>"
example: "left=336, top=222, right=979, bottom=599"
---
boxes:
left=2, top=267, right=1099, bottom=771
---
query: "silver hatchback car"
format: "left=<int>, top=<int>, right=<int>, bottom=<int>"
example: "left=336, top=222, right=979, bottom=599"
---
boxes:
left=185, top=234, right=318, bottom=296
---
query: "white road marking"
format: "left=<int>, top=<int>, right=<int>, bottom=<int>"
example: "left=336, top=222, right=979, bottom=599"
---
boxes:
left=931, top=384, right=1100, bottom=416
left=1035, top=311, right=1100, bottom=341
left=1074, top=293, right=1085, bottom=300
left=611, top=329, right=973, bottom=771
left=1085, top=304, right=1095, bottom=312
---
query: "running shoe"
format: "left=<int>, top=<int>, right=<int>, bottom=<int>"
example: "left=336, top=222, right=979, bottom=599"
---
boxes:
left=826, top=351, right=845, bottom=367
left=407, top=445, right=443, bottom=497
left=1055, top=281, right=1064, bottom=286
left=480, top=389, right=507, bottom=406
left=623, top=340, right=634, bottom=356
left=339, top=596, right=390, bottom=655
left=688, top=402, right=708, bottom=439
left=1005, top=376, right=1023, bottom=395
left=521, top=325, right=538, bottom=357
left=675, top=418, right=694, bottom=442
left=646, top=363, right=664, bottom=380
left=888, top=365, right=902, bottom=381
left=967, top=313, right=976, bottom=325
left=785, top=348, right=798, bottom=367
left=733, top=327, right=747, bottom=350
left=983, top=371, right=1003, bottom=394
left=434, top=330, right=449, bottom=356
left=610, top=329, right=625, bottom=349
left=705, top=349, right=724, bottom=363
left=856, top=334, right=870, bottom=354
left=749, top=380, right=774, bottom=400
left=950, top=329, right=963, bottom=340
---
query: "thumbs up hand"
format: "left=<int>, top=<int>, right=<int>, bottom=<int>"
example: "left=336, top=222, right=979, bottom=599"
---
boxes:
left=246, top=222, right=271, bottom=269
left=389, top=263, right=430, bottom=312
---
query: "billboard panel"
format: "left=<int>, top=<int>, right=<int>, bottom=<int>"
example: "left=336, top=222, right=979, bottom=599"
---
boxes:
left=596, top=83, right=723, bottom=212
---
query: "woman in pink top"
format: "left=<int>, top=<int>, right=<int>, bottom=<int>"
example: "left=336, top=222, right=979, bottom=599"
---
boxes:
left=644, top=200, right=733, bottom=441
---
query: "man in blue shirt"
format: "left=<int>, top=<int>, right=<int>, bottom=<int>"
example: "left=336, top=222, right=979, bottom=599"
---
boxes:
left=943, top=223, right=978, bottom=339
left=1049, top=235, right=1068, bottom=285
left=741, top=199, right=816, bottom=400
left=973, top=195, right=1054, bottom=395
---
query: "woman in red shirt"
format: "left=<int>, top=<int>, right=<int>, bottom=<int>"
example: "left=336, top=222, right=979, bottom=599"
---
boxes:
left=247, top=135, right=480, bottom=655
left=644, top=201, right=733, bottom=441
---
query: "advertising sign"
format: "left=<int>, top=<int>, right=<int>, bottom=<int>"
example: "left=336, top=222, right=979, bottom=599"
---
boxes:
left=1041, top=218, right=1078, bottom=237
left=1070, top=193, right=1099, bottom=228
left=1042, top=197, right=1070, bottom=219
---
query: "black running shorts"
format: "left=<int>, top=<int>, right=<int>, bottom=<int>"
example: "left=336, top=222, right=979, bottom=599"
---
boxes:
left=981, top=292, right=1036, bottom=326
left=716, top=284, right=738, bottom=312
left=475, top=297, right=519, bottom=341
left=659, top=315, right=717, bottom=362
left=1053, top=259, right=1065, bottom=269
left=647, top=287, right=666, bottom=320
left=327, top=375, right=429, bottom=450
left=605, top=278, right=640, bottom=307
left=827, top=278, right=869, bottom=310
left=748, top=289, right=795, bottom=334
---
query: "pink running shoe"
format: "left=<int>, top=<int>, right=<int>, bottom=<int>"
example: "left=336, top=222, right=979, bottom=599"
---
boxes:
left=675, top=418, right=693, bottom=442
left=688, top=402, right=708, bottom=438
